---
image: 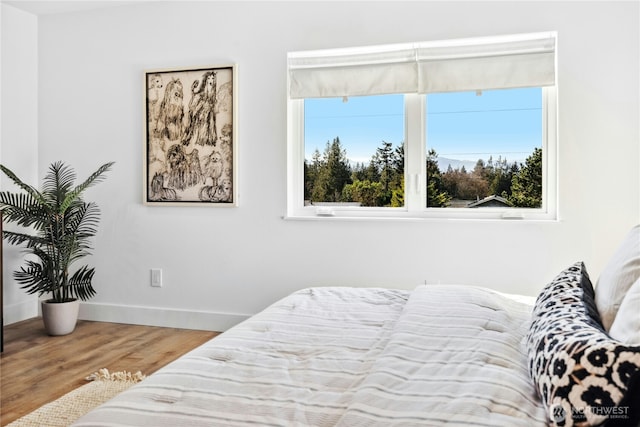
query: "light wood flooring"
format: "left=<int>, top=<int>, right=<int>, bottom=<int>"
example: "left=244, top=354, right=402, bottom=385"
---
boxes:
left=0, top=318, right=219, bottom=425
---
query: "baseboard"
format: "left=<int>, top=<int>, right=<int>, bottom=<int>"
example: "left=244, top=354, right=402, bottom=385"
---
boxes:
left=3, top=299, right=39, bottom=325
left=78, top=302, right=251, bottom=332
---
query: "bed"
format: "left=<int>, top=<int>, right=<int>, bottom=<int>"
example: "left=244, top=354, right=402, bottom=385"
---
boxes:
left=74, top=227, right=640, bottom=427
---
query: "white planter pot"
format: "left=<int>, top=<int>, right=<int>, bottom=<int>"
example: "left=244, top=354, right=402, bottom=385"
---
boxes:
left=41, top=299, right=80, bottom=336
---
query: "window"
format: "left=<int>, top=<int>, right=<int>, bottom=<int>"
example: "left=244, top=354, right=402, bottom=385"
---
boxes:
left=304, top=95, right=405, bottom=208
left=426, top=87, right=543, bottom=209
left=287, top=32, right=557, bottom=220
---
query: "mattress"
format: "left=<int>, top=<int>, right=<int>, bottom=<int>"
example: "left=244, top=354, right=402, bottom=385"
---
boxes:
left=73, top=285, right=548, bottom=426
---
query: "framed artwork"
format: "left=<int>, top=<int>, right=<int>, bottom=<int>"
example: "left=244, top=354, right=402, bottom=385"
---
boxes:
left=144, top=64, right=237, bottom=206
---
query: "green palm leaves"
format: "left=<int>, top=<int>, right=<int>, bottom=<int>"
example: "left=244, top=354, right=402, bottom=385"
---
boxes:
left=0, top=161, right=114, bottom=302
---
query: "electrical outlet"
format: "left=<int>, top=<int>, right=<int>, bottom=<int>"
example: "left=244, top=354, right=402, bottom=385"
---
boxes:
left=150, top=268, right=162, bottom=287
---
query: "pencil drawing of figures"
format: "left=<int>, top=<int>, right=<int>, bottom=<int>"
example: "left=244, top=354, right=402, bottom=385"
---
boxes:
left=147, top=74, right=164, bottom=127
left=148, top=172, right=177, bottom=202
left=186, top=148, right=203, bottom=187
left=156, top=78, right=185, bottom=141
left=166, top=144, right=189, bottom=191
left=199, top=177, right=232, bottom=202
left=203, top=150, right=224, bottom=189
left=183, top=71, right=217, bottom=146
left=144, top=65, right=236, bottom=205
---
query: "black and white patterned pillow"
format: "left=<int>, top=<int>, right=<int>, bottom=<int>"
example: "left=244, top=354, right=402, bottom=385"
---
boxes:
left=526, top=262, right=640, bottom=427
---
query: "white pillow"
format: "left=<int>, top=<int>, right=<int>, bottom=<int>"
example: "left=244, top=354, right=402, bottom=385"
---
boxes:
left=595, top=224, right=640, bottom=331
left=609, top=277, right=640, bottom=344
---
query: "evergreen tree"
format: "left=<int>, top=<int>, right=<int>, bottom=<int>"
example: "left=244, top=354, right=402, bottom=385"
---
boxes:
left=442, top=165, right=459, bottom=199
left=508, top=148, right=542, bottom=208
left=472, top=159, right=487, bottom=180
left=486, top=156, right=495, bottom=175
left=490, top=158, right=519, bottom=198
left=352, top=140, right=404, bottom=206
left=351, top=162, right=367, bottom=182
left=390, top=176, right=404, bottom=207
left=374, top=141, right=394, bottom=193
left=364, top=161, right=381, bottom=183
left=304, top=149, right=323, bottom=201
left=372, top=140, right=403, bottom=205
left=426, top=149, right=451, bottom=207
left=310, top=137, right=352, bottom=202
left=393, top=144, right=405, bottom=177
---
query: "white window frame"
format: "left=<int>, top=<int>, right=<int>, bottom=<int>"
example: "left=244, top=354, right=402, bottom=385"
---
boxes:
left=286, top=34, right=558, bottom=221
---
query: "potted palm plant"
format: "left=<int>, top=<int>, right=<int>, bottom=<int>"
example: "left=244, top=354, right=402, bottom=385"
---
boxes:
left=0, top=161, right=114, bottom=335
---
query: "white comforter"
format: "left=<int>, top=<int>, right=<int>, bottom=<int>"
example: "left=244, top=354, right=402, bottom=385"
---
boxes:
left=74, top=285, right=548, bottom=426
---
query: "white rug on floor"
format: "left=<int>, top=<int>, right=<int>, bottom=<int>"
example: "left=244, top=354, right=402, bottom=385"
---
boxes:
left=7, top=369, right=146, bottom=427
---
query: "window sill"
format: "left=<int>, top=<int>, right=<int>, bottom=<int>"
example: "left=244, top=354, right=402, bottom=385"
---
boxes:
left=283, top=208, right=558, bottom=222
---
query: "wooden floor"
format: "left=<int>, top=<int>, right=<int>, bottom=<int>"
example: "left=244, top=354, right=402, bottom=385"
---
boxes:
left=0, top=318, right=219, bottom=425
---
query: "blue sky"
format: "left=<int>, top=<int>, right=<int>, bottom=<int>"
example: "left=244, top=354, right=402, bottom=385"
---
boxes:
left=304, top=87, right=542, bottom=166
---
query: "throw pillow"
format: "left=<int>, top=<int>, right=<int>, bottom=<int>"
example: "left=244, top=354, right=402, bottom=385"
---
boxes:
left=526, top=261, right=640, bottom=427
left=609, top=278, right=640, bottom=346
left=595, top=225, right=640, bottom=331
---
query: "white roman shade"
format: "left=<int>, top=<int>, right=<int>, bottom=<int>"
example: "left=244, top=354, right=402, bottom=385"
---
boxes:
left=288, top=32, right=556, bottom=99
left=288, top=44, right=418, bottom=99
left=417, top=33, right=556, bottom=93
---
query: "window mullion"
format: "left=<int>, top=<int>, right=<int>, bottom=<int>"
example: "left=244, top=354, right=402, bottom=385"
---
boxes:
left=404, top=94, right=426, bottom=212
left=542, top=85, right=558, bottom=217
left=287, top=99, right=305, bottom=216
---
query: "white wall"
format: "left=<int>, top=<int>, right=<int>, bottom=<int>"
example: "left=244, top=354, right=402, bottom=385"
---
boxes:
left=1, top=3, right=40, bottom=323
left=3, top=1, right=639, bottom=330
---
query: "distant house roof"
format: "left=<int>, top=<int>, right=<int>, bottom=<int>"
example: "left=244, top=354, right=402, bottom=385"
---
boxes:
left=467, top=195, right=512, bottom=208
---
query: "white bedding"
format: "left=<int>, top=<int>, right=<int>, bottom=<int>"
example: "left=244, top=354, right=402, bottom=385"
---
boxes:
left=73, top=285, right=548, bottom=426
